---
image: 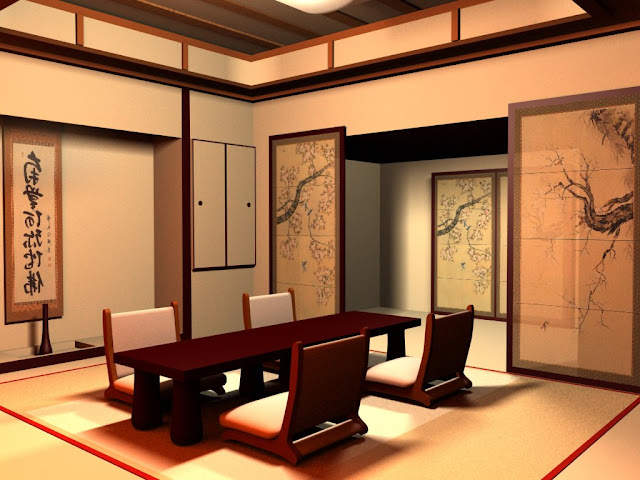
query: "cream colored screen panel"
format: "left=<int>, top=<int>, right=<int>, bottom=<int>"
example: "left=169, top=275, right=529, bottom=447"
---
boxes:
left=0, top=1, right=75, bottom=44
left=252, top=44, right=328, bottom=85
left=188, top=46, right=253, bottom=84
left=226, top=145, right=255, bottom=266
left=193, top=141, right=226, bottom=269
left=461, top=0, right=585, bottom=40
left=84, top=18, right=182, bottom=69
left=334, top=13, right=450, bottom=68
left=0, top=52, right=181, bottom=137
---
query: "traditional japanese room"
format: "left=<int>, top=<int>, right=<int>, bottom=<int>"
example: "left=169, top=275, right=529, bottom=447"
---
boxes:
left=0, top=0, right=639, bottom=478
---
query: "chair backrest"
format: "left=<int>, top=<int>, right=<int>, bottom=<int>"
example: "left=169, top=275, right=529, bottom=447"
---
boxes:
left=420, top=305, right=474, bottom=387
left=283, top=330, right=369, bottom=438
left=242, top=288, right=296, bottom=329
left=103, top=302, right=180, bottom=382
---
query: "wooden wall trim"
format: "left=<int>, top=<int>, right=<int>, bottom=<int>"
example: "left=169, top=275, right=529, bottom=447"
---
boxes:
left=75, top=13, right=84, bottom=46
left=181, top=89, right=192, bottom=340
left=452, top=8, right=460, bottom=42
left=0, top=0, right=19, bottom=11
left=328, top=41, right=334, bottom=69
left=0, top=14, right=638, bottom=103
left=249, top=16, right=639, bottom=101
left=28, top=0, right=492, bottom=63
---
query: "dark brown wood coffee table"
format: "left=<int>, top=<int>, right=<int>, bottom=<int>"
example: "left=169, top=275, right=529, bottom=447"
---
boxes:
left=114, top=311, right=420, bottom=445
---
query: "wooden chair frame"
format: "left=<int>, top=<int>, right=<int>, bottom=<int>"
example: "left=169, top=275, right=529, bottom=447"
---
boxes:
left=221, top=329, right=370, bottom=465
left=366, top=305, right=474, bottom=408
left=103, top=301, right=224, bottom=403
left=242, top=288, right=296, bottom=377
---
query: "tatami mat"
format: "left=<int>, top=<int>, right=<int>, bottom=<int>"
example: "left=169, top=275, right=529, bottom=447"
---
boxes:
left=0, top=313, right=638, bottom=479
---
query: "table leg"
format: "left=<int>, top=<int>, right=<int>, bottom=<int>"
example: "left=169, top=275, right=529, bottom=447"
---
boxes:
left=239, top=364, right=265, bottom=398
left=132, top=370, right=162, bottom=430
left=170, top=378, right=202, bottom=446
left=278, top=354, right=291, bottom=390
left=387, top=329, right=407, bottom=360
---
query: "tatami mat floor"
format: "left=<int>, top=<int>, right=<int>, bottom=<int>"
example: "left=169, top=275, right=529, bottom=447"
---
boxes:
left=0, top=308, right=638, bottom=479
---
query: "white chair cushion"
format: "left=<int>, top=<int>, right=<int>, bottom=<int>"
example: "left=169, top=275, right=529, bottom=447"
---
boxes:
left=366, top=356, right=420, bottom=388
left=113, top=374, right=173, bottom=395
left=249, top=293, right=294, bottom=329
left=111, top=306, right=177, bottom=378
left=220, top=392, right=288, bottom=439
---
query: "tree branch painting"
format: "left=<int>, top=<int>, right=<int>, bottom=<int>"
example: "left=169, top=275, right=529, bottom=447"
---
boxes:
left=434, top=173, right=498, bottom=315
left=271, top=130, right=343, bottom=320
left=535, top=107, right=634, bottom=333
left=511, top=89, right=639, bottom=388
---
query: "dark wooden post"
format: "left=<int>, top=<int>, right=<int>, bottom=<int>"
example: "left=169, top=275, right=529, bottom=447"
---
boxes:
left=38, top=303, right=52, bottom=355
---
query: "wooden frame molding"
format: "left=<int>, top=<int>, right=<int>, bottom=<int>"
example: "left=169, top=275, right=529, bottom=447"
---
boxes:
left=1, top=0, right=638, bottom=102
left=0, top=0, right=19, bottom=11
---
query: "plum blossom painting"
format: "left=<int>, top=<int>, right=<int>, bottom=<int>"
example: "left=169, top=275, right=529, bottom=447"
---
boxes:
left=270, top=128, right=344, bottom=320
left=510, top=87, right=639, bottom=390
left=433, top=170, right=506, bottom=319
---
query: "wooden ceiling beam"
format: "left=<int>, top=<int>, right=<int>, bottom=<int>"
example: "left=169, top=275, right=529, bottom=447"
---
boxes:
left=108, top=0, right=284, bottom=50
left=0, top=0, right=20, bottom=10
left=200, top=0, right=319, bottom=39
left=377, top=0, right=421, bottom=15
left=323, top=11, right=367, bottom=28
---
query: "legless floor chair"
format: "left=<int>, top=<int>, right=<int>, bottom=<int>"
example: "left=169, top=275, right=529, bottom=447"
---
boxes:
left=219, top=330, right=370, bottom=465
left=366, top=305, right=474, bottom=408
left=103, top=302, right=226, bottom=404
left=242, top=288, right=296, bottom=376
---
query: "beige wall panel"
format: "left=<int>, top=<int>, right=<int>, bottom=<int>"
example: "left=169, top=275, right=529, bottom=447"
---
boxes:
left=253, top=31, right=640, bottom=307
left=190, top=91, right=253, bottom=145
left=0, top=52, right=181, bottom=137
left=154, top=139, right=183, bottom=324
left=191, top=269, right=253, bottom=337
left=379, top=155, right=507, bottom=312
left=334, top=13, right=451, bottom=67
left=226, top=145, right=255, bottom=266
left=192, top=141, right=226, bottom=269
left=0, top=1, right=75, bottom=44
left=188, top=46, right=252, bottom=85
left=0, top=131, right=155, bottom=350
left=461, top=0, right=585, bottom=40
left=345, top=160, right=380, bottom=311
left=189, top=90, right=254, bottom=337
left=83, top=18, right=182, bottom=69
left=252, top=44, right=328, bottom=85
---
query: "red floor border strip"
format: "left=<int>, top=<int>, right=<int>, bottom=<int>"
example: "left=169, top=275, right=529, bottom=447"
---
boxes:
left=542, top=395, right=640, bottom=479
left=0, top=404, right=159, bottom=480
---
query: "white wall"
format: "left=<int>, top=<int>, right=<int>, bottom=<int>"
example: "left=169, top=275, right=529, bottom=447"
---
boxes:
left=253, top=30, right=640, bottom=299
left=0, top=129, right=155, bottom=351
left=345, top=160, right=380, bottom=310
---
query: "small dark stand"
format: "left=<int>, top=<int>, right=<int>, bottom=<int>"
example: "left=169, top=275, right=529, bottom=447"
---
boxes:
left=38, top=303, right=52, bottom=355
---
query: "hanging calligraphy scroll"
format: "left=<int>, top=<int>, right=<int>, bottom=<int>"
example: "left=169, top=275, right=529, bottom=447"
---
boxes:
left=3, top=121, right=63, bottom=324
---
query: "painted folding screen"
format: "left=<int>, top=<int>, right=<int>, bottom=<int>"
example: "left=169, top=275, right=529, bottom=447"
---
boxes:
left=270, top=127, right=345, bottom=320
left=510, top=87, right=639, bottom=390
left=433, top=170, right=507, bottom=319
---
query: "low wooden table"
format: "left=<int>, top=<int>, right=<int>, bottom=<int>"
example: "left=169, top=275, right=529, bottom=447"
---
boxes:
left=114, top=311, right=420, bottom=445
